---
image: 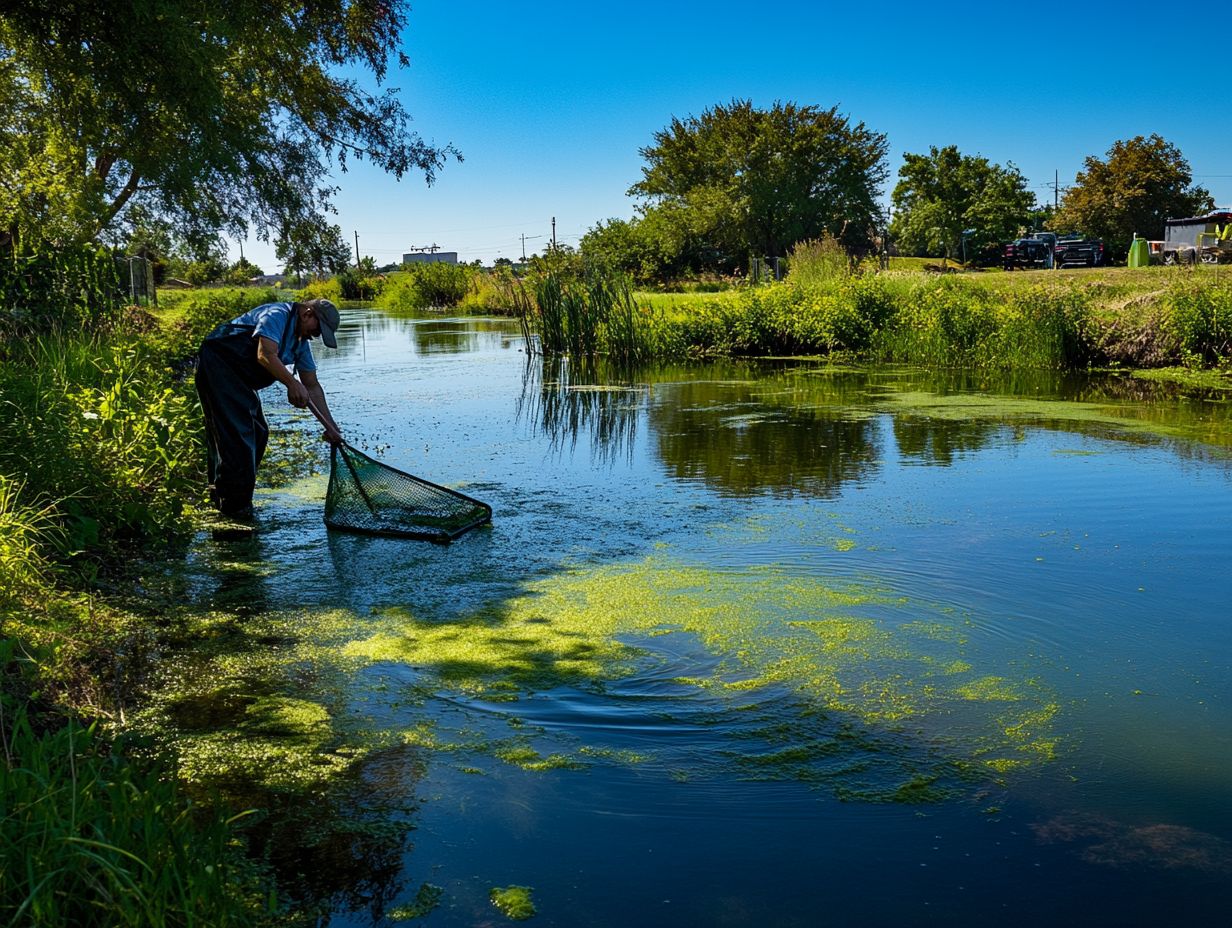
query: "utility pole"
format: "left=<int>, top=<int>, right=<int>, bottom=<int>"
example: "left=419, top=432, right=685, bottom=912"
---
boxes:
left=1055, top=170, right=1059, bottom=211
left=519, top=233, right=542, bottom=262
left=354, top=230, right=361, bottom=267
left=551, top=217, right=556, bottom=251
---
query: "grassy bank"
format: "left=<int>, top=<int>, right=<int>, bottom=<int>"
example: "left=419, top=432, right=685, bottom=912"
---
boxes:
left=522, top=266, right=1232, bottom=370
left=0, top=289, right=288, bottom=925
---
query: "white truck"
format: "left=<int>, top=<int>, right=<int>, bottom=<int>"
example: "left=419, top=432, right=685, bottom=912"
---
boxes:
left=1147, top=210, right=1232, bottom=265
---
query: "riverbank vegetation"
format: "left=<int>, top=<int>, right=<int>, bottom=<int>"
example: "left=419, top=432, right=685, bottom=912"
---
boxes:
left=513, top=251, right=1232, bottom=371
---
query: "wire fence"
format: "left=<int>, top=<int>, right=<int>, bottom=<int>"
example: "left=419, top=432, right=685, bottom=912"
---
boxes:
left=0, top=244, right=156, bottom=336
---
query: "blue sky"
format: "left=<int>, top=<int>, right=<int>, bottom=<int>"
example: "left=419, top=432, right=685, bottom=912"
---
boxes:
left=236, top=0, right=1232, bottom=271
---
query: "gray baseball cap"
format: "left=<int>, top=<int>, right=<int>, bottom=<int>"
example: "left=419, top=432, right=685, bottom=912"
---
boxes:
left=310, top=299, right=340, bottom=348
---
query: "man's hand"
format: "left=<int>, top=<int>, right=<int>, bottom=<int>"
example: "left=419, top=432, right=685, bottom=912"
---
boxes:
left=323, top=426, right=344, bottom=446
left=286, top=380, right=309, bottom=408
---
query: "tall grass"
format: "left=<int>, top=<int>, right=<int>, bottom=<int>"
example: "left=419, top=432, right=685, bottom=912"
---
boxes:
left=1163, top=276, right=1232, bottom=364
left=0, top=475, right=54, bottom=609
left=0, top=697, right=270, bottom=927
left=583, top=267, right=1232, bottom=370
left=786, top=235, right=851, bottom=288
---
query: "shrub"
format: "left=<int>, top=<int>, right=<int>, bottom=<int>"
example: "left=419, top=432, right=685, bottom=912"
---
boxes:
left=1163, top=277, right=1232, bottom=365
left=0, top=335, right=201, bottom=564
left=297, top=276, right=343, bottom=303
left=459, top=268, right=520, bottom=314
left=382, top=262, right=473, bottom=311
left=0, top=243, right=127, bottom=340
left=154, top=288, right=283, bottom=359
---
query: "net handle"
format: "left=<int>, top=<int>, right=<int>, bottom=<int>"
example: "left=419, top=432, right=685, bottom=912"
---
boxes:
left=305, top=398, right=333, bottom=432
left=307, top=398, right=377, bottom=517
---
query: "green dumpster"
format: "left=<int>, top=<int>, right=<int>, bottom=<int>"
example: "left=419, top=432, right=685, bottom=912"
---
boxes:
left=1128, top=236, right=1150, bottom=268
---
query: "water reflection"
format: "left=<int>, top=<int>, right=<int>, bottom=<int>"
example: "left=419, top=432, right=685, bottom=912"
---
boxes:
left=517, top=356, right=646, bottom=466
left=648, top=375, right=882, bottom=497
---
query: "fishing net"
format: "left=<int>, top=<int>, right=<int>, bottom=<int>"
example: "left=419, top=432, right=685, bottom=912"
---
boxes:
left=324, top=443, right=492, bottom=542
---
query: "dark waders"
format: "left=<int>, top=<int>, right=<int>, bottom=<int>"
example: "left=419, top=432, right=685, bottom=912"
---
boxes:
left=195, top=321, right=287, bottom=515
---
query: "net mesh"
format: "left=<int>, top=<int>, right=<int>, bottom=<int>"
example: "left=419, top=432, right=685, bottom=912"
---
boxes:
left=324, top=443, right=491, bottom=542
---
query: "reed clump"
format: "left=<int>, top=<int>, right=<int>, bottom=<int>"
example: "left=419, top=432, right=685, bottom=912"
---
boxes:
left=519, top=270, right=660, bottom=365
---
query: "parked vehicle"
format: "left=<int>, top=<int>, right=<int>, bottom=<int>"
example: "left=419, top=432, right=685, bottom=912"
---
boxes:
left=1146, top=211, right=1232, bottom=265
left=1054, top=235, right=1106, bottom=267
left=1003, top=234, right=1055, bottom=270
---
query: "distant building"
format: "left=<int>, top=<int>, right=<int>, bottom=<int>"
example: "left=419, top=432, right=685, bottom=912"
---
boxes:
left=248, top=273, right=289, bottom=287
left=402, top=251, right=458, bottom=265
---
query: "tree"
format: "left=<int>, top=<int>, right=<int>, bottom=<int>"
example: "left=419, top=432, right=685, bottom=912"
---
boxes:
left=890, top=146, right=1036, bottom=261
left=224, top=258, right=264, bottom=285
left=629, top=100, right=888, bottom=272
left=1053, top=134, right=1212, bottom=258
left=276, top=222, right=351, bottom=278
left=0, top=0, right=458, bottom=249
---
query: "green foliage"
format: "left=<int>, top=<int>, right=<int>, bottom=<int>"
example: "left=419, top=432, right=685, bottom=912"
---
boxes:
left=0, top=334, right=201, bottom=564
left=671, top=277, right=893, bottom=357
left=0, top=475, right=53, bottom=609
left=580, top=212, right=700, bottom=285
left=1054, top=135, right=1212, bottom=259
left=152, top=288, right=283, bottom=359
left=298, top=276, right=344, bottom=303
left=629, top=99, right=889, bottom=273
left=0, top=242, right=127, bottom=338
left=277, top=222, right=352, bottom=279
left=458, top=267, right=519, bottom=314
left=0, top=702, right=271, bottom=927
left=1162, top=277, right=1232, bottom=365
left=520, top=269, right=661, bottom=364
left=890, top=145, right=1036, bottom=260
left=224, top=258, right=264, bottom=286
left=0, top=0, right=458, bottom=248
left=874, top=279, right=1088, bottom=368
left=334, top=268, right=376, bottom=300
left=383, top=262, right=473, bottom=310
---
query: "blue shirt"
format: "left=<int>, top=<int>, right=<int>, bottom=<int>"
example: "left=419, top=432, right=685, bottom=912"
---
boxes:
left=229, top=302, right=316, bottom=373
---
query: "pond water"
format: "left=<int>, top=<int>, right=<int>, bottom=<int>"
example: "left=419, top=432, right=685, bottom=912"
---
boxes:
left=151, top=310, right=1232, bottom=926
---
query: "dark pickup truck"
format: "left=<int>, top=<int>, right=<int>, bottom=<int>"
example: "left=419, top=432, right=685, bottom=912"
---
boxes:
left=1054, top=235, right=1106, bottom=267
left=1003, top=235, right=1055, bottom=270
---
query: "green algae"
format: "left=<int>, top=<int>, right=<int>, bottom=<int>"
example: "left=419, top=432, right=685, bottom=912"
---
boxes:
left=1131, top=367, right=1232, bottom=392
left=132, top=608, right=380, bottom=795
left=490, top=885, right=536, bottom=920
left=389, top=883, right=444, bottom=921
left=877, top=388, right=1232, bottom=452
left=342, top=553, right=1061, bottom=799
left=494, top=745, right=583, bottom=772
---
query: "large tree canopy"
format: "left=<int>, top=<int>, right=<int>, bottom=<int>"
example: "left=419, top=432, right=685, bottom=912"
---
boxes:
left=0, top=0, right=457, bottom=248
left=628, top=99, right=889, bottom=270
left=890, top=146, right=1036, bottom=260
left=1053, top=134, right=1211, bottom=258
